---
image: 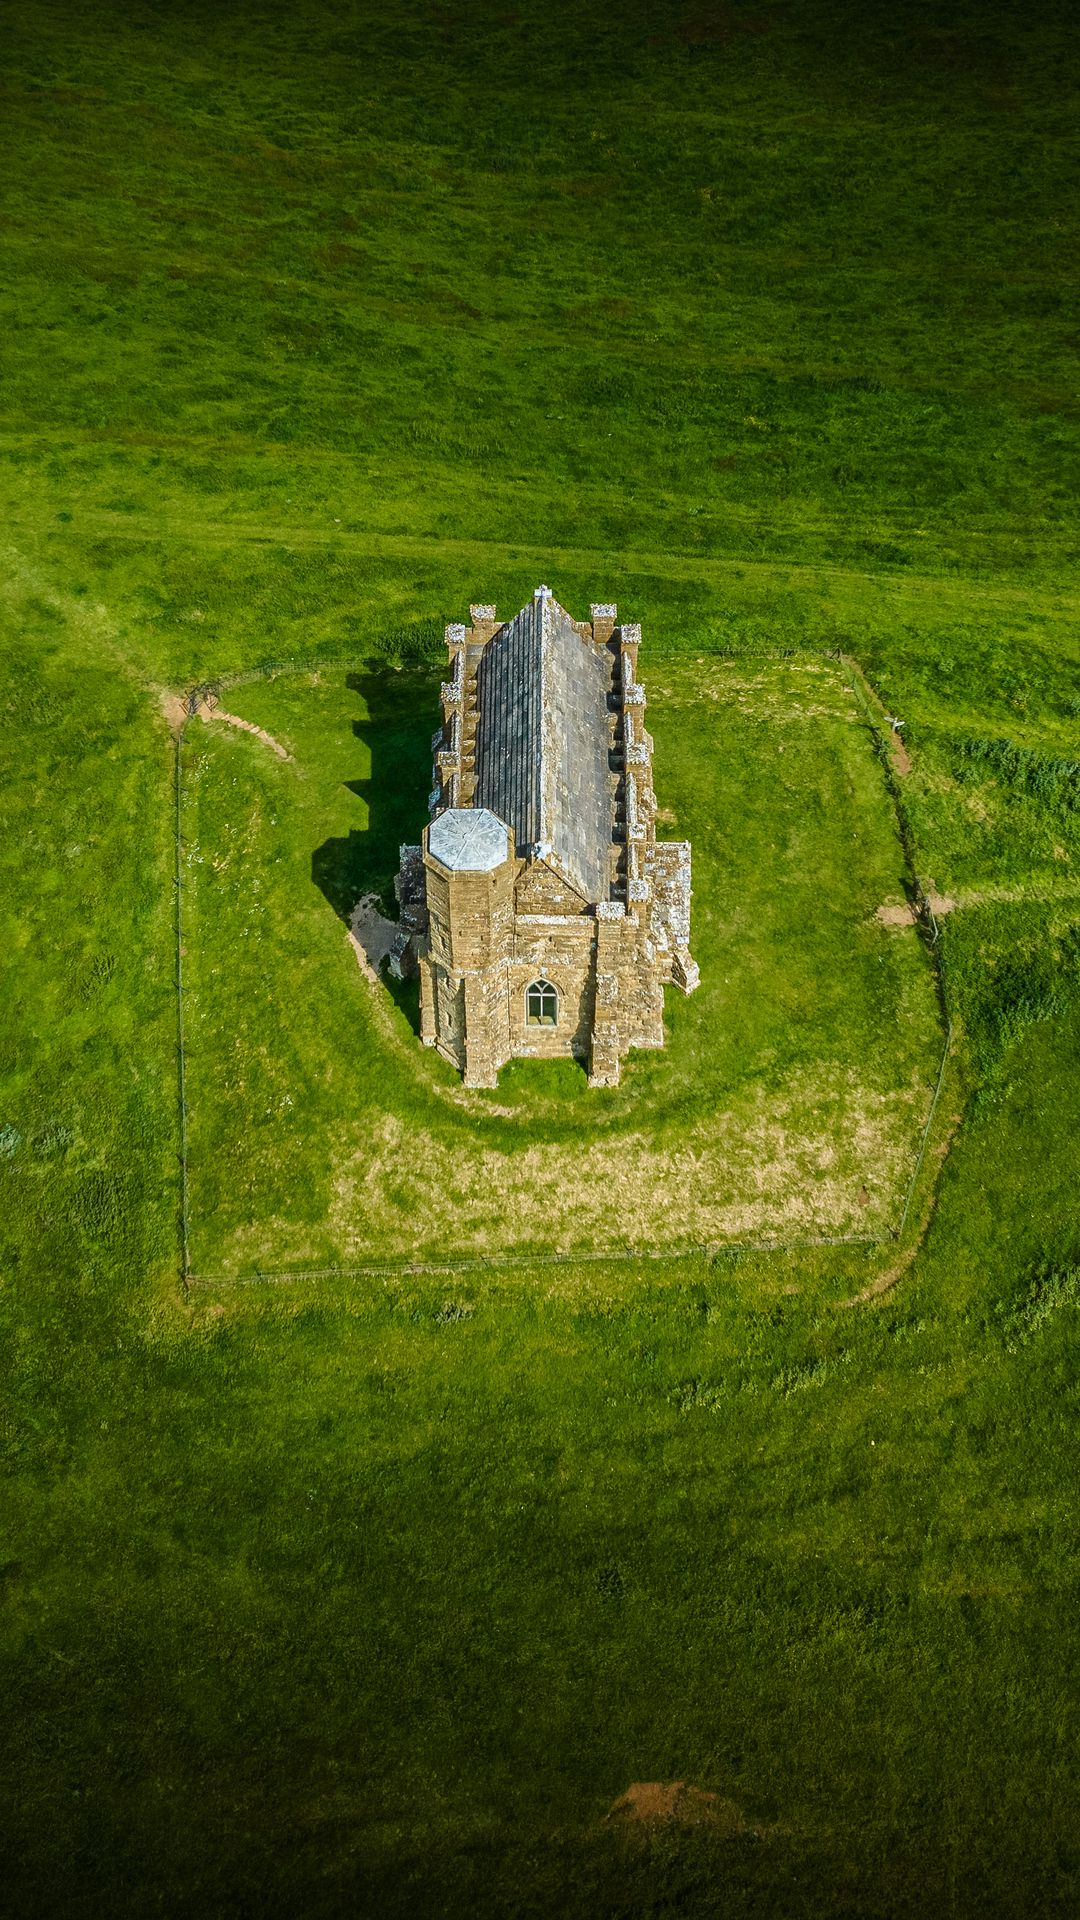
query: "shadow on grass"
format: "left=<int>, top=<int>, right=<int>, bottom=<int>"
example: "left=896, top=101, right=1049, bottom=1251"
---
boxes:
left=311, top=668, right=438, bottom=1035
left=312, top=668, right=437, bottom=919
left=384, top=968, right=422, bottom=1035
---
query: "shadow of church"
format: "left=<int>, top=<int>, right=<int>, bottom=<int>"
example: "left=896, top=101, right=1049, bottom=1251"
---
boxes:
left=311, top=668, right=438, bottom=1033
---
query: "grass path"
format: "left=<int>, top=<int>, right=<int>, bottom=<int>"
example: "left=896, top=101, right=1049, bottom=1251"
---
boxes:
left=951, top=881, right=1080, bottom=907
left=24, top=507, right=1080, bottom=614
left=5, top=428, right=1078, bottom=548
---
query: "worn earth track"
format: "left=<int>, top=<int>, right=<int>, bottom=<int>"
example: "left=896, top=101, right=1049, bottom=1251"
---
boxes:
left=33, top=505, right=1080, bottom=615
left=195, top=700, right=290, bottom=759
left=835, top=1109, right=965, bottom=1310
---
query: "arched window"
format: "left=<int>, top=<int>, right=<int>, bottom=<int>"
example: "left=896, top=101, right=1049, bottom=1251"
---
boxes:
left=526, top=978, right=558, bottom=1027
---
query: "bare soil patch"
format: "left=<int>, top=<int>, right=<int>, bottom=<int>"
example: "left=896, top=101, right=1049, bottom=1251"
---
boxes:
left=608, top=1782, right=747, bottom=1833
left=876, top=900, right=917, bottom=928
left=158, top=689, right=189, bottom=735
left=875, top=891, right=955, bottom=930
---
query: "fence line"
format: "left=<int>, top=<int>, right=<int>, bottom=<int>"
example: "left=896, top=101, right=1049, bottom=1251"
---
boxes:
left=897, top=1018, right=954, bottom=1244
left=186, top=1232, right=889, bottom=1291
left=840, top=652, right=957, bottom=1245
left=173, top=727, right=191, bottom=1292
left=174, top=646, right=959, bottom=1297
left=841, top=652, right=953, bottom=1017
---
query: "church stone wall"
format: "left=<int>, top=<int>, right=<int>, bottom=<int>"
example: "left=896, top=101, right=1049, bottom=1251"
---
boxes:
left=419, top=870, right=682, bottom=1089
left=510, top=914, right=597, bottom=1063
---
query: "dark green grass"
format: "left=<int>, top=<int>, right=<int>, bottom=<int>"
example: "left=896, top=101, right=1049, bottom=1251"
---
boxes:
left=6, top=1016, right=1080, bottom=1920
left=2, top=0, right=1080, bottom=1914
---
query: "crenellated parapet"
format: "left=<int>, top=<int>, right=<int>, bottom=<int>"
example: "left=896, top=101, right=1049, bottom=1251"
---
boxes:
left=609, top=619, right=658, bottom=916
left=430, top=616, right=485, bottom=816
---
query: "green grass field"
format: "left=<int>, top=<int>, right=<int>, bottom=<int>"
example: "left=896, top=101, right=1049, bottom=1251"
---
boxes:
left=3, top=1, right=1080, bottom=1914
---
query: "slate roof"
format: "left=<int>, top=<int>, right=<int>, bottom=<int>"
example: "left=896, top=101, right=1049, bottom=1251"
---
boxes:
left=473, top=587, right=613, bottom=901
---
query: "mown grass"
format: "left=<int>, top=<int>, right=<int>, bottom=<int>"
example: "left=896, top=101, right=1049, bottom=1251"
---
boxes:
left=2, top=0, right=1080, bottom=1914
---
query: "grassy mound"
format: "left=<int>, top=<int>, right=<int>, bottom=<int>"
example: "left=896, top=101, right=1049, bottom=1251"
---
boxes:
left=181, top=656, right=942, bottom=1272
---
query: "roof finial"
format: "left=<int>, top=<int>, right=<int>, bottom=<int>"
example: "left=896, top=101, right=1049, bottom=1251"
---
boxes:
left=534, top=583, right=552, bottom=600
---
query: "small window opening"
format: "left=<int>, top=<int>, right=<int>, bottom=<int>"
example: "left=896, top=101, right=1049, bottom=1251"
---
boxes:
left=526, top=978, right=558, bottom=1027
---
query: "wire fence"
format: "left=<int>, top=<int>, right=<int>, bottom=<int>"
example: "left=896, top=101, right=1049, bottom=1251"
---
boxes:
left=190, top=639, right=856, bottom=704
left=173, top=646, right=959, bottom=1296
left=839, top=652, right=957, bottom=1244
left=173, top=728, right=192, bottom=1291
left=194, top=652, right=426, bottom=699
left=185, top=1233, right=891, bottom=1290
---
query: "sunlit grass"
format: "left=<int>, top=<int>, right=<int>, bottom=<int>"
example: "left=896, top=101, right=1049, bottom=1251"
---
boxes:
left=2, top=0, right=1080, bottom=1914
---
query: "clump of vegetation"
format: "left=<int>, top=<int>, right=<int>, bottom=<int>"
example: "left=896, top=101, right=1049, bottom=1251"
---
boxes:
left=942, top=911, right=1080, bottom=1088
left=951, top=736, right=1080, bottom=820
left=994, top=1261, right=1080, bottom=1352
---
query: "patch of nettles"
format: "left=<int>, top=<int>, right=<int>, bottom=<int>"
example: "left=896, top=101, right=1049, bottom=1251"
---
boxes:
left=990, top=1261, right=1080, bottom=1353
left=941, top=910, right=1080, bottom=1102
left=950, top=735, right=1080, bottom=821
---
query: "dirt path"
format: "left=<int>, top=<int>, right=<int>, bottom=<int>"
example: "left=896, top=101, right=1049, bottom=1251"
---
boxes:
left=196, top=699, right=290, bottom=759
left=955, top=880, right=1080, bottom=908
left=158, top=689, right=189, bottom=735
left=875, top=901, right=916, bottom=927
left=875, top=891, right=956, bottom=928
left=877, top=880, right=1080, bottom=928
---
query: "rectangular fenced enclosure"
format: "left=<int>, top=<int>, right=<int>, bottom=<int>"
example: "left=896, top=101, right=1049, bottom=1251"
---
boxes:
left=178, top=655, right=944, bottom=1277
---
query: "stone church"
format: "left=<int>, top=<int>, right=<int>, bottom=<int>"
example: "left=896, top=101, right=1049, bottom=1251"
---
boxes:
left=394, top=587, right=698, bottom=1088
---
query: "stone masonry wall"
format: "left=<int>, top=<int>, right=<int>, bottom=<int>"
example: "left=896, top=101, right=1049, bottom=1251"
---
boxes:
left=511, top=914, right=597, bottom=1062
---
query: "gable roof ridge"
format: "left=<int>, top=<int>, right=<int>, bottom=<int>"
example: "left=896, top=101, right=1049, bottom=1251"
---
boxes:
left=539, top=586, right=554, bottom=855
left=472, top=586, right=614, bottom=902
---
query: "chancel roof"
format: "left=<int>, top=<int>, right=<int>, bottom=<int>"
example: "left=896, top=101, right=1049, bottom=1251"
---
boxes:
left=473, top=587, right=613, bottom=902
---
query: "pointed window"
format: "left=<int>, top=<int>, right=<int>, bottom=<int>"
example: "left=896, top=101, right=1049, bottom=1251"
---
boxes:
left=526, top=978, right=558, bottom=1027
